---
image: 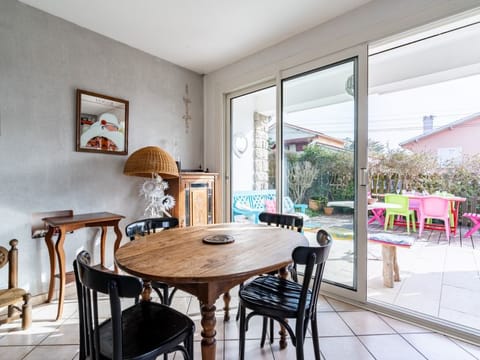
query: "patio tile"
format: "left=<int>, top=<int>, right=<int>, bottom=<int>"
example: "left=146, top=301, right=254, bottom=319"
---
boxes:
left=393, top=272, right=442, bottom=316
left=358, top=334, right=425, bottom=360
left=440, top=284, right=480, bottom=318
left=443, top=270, right=480, bottom=292
left=438, top=308, right=480, bottom=330
left=402, top=333, right=478, bottom=360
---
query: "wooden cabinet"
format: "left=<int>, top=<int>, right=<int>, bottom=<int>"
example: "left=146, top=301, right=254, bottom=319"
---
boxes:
left=168, top=172, right=217, bottom=227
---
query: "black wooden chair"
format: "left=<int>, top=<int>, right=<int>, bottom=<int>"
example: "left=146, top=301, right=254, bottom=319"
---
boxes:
left=258, top=211, right=304, bottom=232
left=125, top=217, right=179, bottom=305
left=233, top=211, right=304, bottom=322
left=238, top=229, right=331, bottom=360
left=259, top=211, right=304, bottom=281
left=74, top=251, right=194, bottom=360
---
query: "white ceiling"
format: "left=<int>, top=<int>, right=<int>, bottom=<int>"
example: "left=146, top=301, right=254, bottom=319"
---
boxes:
left=19, top=0, right=372, bottom=74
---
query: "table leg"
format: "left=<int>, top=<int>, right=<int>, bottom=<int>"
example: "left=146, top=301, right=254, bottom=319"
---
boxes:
left=278, top=266, right=288, bottom=349
left=100, top=226, right=107, bottom=268
left=54, top=228, right=67, bottom=320
left=200, top=302, right=217, bottom=360
left=464, top=216, right=480, bottom=238
left=113, top=221, right=122, bottom=273
left=369, top=209, right=385, bottom=225
left=392, top=247, right=400, bottom=282
left=44, top=227, right=56, bottom=303
left=382, top=245, right=399, bottom=288
left=223, top=291, right=231, bottom=321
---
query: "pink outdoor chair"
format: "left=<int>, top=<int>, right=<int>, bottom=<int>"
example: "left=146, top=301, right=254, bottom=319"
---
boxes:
left=463, top=213, right=480, bottom=238
left=418, top=196, right=451, bottom=241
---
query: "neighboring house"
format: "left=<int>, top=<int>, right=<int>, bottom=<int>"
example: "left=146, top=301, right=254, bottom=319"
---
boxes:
left=269, top=122, right=345, bottom=152
left=400, top=113, right=480, bottom=166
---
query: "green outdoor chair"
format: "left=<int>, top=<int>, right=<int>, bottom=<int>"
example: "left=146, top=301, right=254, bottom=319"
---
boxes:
left=384, top=194, right=417, bottom=233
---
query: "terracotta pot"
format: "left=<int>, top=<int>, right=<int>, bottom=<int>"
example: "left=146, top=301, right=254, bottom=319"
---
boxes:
left=309, top=199, right=320, bottom=211
left=323, top=207, right=334, bottom=215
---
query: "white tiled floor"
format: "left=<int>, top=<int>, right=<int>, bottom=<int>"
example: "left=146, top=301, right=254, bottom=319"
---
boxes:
left=1, top=288, right=479, bottom=360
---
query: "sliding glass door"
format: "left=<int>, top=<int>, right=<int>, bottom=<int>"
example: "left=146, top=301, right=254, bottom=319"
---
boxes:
left=228, top=45, right=368, bottom=300
left=281, top=47, right=367, bottom=298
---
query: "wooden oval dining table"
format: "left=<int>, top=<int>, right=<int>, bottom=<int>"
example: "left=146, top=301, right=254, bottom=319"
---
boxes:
left=115, top=222, right=308, bottom=360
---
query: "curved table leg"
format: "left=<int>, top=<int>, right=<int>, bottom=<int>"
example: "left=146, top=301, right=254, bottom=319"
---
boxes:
left=200, top=302, right=217, bottom=360
left=54, top=228, right=67, bottom=320
left=100, top=226, right=107, bottom=267
left=113, top=220, right=123, bottom=273
left=44, top=226, right=56, bottom=303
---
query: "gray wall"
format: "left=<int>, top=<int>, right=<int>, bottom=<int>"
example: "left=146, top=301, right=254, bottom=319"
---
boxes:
left=0, top=0, right=204, bottom=294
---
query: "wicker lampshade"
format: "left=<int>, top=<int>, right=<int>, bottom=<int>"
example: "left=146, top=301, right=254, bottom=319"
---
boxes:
left=123, top=146, right=179, bottom=179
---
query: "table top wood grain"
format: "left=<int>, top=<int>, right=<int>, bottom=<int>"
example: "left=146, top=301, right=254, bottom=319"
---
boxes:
left=115, top=222, right=307, bottom=284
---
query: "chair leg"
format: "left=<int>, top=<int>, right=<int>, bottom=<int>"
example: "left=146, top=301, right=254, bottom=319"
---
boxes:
left=269, top=317, right=274, bottom=344
left=295, top=320, right=305, bottom=360
left=260, top=316, right=268, bottom=348
left=239, top=305, right=246, bottom=360
left=167, top=287, right=178, bottom=306
left=163, top=286, right=169, bottom=306
left=184, top=329, right=194, bottom=360
left=311, top=314, right=321, bottom=360
left=22, top=293, right=32, bottom=330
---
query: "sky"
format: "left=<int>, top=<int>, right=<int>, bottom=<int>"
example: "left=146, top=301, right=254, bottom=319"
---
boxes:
left=285, top=73, right=480, bottom=149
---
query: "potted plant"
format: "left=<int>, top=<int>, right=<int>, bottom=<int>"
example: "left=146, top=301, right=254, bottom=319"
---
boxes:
left=319, top=196, right=334, bottom=215
left=308, top=196, right=321, bottom=211
left=323, top=205, right=334, bottom=215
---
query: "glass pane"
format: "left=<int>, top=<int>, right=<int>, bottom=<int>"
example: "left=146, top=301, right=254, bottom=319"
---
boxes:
left=368, top=20, right=480, bottom=334
left=230, top=86, right=276, bottom=223
left=282, top=59, right=357, bottom=289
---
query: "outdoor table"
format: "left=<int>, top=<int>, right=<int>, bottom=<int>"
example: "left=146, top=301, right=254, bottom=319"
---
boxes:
left=327, top=200, right=401, bottom=225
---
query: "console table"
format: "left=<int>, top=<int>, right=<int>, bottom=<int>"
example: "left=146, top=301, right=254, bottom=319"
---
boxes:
left=42, top=212, right=124, bottom=320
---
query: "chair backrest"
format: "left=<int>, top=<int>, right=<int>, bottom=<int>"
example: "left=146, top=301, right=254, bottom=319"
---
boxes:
left=419, top=196, right=450, bottom=218
left=258, top=212, right=303, bottom=232
left=74, top=251, right=143, bottom=360
left=0, top=239, right=19, bottom=289
left=293, top=229, right=331, bottom=318
left=384, top=194, right=409, bottom=210
left=125, top=217, right=179, bottom=240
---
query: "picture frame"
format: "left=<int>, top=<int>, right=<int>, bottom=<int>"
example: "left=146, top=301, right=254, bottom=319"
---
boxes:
left=76, top=89, right=129, bottom=155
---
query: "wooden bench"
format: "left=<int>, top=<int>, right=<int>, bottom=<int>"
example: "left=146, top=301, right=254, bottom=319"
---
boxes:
left=368, top=233, right=415, bottom=288
left=232, top=190, right=297, bottom=223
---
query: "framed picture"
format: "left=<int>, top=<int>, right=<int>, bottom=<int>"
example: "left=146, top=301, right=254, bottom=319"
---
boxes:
left=76, top=89, right=129, bottom=155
